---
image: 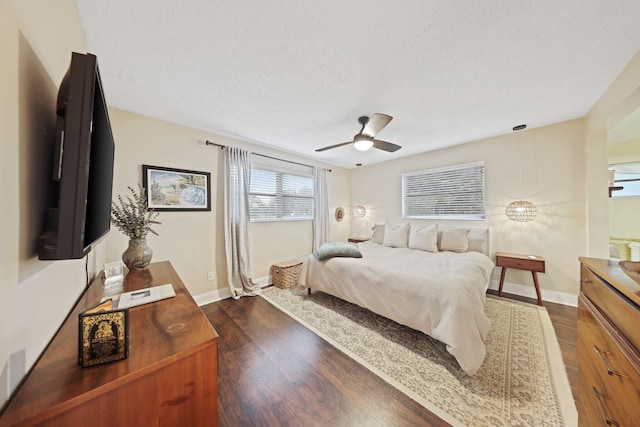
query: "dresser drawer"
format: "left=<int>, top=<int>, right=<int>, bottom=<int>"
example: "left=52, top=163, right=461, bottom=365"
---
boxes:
left=581, top=265, right=640, bottom=352
left=578, top=294, right=640, bottom=427
left=495, top=255, right=545, bottom=272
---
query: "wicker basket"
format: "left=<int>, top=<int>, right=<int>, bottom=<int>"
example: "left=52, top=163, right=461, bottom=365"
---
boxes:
left=271, top=260, right=302, bottom=289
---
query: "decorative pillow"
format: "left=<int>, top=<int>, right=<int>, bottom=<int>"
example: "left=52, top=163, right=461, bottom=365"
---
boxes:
left=383, top=222, right=410, bottom=248
left=313, top=242, right=363, bottom=261
left=439, top=229, right=470, bottom=253
left=467, top=228, right=487, bottom=254
left=370, top=223, right=385, bottom=244
left=408, top=224, right=438, bottom=252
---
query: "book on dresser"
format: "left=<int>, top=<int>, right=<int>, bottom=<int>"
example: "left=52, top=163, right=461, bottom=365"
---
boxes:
left=78, top=298, right=129, bottom=367
left=101, top=283, right=176, bottom=309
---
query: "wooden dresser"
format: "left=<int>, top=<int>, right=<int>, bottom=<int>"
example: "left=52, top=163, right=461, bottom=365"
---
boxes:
left=0, top=261, right=218, bottom=427
left=578, top=257, right=640, bottom=427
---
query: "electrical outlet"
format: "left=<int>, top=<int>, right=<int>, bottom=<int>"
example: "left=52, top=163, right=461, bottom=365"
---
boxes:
left=207, top=272, right=214, bottom=281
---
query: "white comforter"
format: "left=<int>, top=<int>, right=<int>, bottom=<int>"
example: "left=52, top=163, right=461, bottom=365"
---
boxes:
left=297, top=241, right=495, bottom=375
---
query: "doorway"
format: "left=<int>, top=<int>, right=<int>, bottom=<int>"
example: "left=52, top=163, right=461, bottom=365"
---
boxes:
left=608, top=106, right=640, bottom=260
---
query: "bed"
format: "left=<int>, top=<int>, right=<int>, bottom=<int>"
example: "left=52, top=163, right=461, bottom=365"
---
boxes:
left=297, top=226, right=495, bottom=375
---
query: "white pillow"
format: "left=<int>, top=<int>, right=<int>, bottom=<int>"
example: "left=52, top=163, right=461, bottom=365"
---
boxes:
left=439, top=229, right=470, bottom=253
left=383, top=223, right=410, bottom=248
left=370, top=223, right=385, bottom=244
left=408, top=224, right=438, bottom=252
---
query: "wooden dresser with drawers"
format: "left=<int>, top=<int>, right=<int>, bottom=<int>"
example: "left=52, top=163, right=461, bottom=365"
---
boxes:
left=578, top=257, right=640, bottom=426
left=0, top=261, right=218, bottom=427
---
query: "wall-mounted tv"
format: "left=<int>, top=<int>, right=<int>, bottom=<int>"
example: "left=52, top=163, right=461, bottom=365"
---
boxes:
left=38, top=52, right=115, bottom=260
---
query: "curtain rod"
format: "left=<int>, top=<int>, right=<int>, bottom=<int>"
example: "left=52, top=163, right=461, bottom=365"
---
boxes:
left=205, top=140, right=331, bottom=172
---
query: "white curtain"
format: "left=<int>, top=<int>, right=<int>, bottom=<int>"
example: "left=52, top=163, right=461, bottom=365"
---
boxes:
left=313, top=167, right=330, bottom=251
left=223, top=147, right=261, bottom=299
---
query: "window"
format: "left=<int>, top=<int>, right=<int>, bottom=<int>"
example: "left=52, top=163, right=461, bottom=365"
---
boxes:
left=610, top=162, right=640, bottom=197
left=402, top=161, right=486, bottom=220
left=249, top=167, right=314, bottom=221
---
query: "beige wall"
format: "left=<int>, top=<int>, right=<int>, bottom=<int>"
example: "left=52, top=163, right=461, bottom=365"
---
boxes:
left=0, top=0, right=103, bottom=407
left=608, top=139, right=640, bottom=163
left=350, top=119, right=587, bottom=300
left=609, top=197, right=640, bottom=239
left=105, top=108, right=349, bottom=298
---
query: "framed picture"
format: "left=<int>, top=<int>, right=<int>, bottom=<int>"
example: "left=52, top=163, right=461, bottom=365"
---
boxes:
left=103, top=261, right=124, bottom=288
left=142, top=165, right=211, bottom=211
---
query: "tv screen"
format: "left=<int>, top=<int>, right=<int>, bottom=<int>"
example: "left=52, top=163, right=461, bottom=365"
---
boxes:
left=38, top=52, right=115, bottom=260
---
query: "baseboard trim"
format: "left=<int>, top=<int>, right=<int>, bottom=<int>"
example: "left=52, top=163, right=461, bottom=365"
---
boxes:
left=194, top=275, right=272, bottom=306
left=193, top=288, right=231, bottom=306
left=194, top=277, right=577, bottom=308
left=253, top=275, right=271, bottom=287
left=487, top=279, right=578, bottom=307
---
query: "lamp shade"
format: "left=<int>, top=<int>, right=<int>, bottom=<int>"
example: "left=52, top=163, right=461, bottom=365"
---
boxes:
left=353, top=135, right=374, bottom=151
left=505, top=200, right=537, bottom=222
left=352, top=205, right=366, bottom=217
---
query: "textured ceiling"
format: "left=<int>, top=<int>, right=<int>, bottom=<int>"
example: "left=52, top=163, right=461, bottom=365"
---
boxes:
left=75, top=0, right=640, bottom=169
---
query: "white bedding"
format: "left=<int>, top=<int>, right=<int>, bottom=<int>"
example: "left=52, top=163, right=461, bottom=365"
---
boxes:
left=297, top=241, right=495, bottom=375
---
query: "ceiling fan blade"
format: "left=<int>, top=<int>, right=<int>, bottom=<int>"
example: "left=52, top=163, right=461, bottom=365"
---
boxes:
left=372, top=139, right=402, bottom=152
left=362, top=113, right=393, bottom=137
left=315, top=141, right=353, bottom=152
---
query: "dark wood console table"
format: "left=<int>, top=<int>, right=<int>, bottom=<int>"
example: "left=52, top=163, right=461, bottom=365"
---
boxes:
left=0, top=261, right=218, bottom=426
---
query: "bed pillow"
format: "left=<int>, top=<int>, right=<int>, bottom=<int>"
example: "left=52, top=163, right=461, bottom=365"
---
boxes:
left=313, top=242, right=363, bottom=261
left=383, top=222, right=410, bottom=248
left=467, top=228, right=488, bottom=254
left=408, top=224, right=438, bottom=252
left=370, top=223, right=385, bottom=244
left=439, top=229, right=470, bottom=253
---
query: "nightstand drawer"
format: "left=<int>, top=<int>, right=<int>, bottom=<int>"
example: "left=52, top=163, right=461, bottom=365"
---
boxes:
left=495, top=255, right=545, bottom=272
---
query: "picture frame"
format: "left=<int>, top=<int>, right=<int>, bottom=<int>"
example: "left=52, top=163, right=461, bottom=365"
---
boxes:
left=142, top=165, right=211, bottom=211
left=104, top=261, right=124, bottom=279
left=103, top=261, right=124, bottom=288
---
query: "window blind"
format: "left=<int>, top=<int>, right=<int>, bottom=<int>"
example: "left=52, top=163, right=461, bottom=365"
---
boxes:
left=402, top=161, right=486, bottom=220
left=249, top=167, right=314, bottom=221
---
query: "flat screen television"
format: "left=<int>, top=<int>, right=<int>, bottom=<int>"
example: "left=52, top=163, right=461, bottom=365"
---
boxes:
left=38, top=52, right=115, bottom=260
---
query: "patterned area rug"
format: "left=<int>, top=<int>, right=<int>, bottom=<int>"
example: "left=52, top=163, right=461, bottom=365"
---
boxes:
left=260, top=287, right=577, bottom=427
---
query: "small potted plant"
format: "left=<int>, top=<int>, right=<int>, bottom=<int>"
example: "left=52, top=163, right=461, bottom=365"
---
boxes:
left=111, top=184, right=161, bottom=270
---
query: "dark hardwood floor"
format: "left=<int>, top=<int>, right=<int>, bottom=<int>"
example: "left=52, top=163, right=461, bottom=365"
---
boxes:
left=201, top=290, right=577, bottom=426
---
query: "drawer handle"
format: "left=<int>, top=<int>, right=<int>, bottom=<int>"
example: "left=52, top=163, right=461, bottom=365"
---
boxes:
left=581, top=279, right=592, bottom=284
left=594, top=346, right=622, bottom=377
left=592, top=387, right=620, bottom=426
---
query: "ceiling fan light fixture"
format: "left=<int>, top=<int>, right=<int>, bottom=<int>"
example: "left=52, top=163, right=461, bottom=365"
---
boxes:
left=353, top=135, right=373, bottom=151
left=315, top=114, right=400, bottom=153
